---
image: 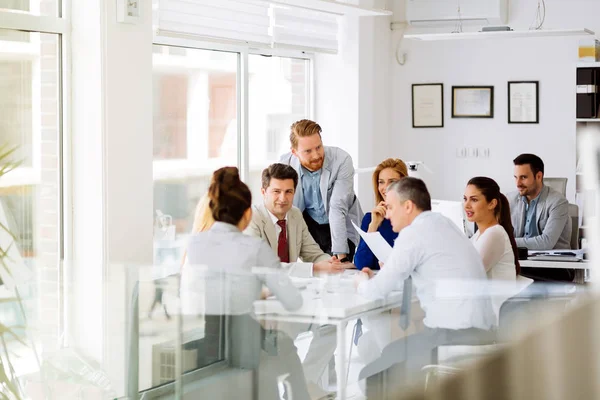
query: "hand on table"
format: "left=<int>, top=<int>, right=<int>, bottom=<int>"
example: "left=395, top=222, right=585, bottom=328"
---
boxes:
left=314, top=256, right=345, bottom=274
left=354, top=267, right=374, bottom=288
left=260, top=287, right=272, bottom=300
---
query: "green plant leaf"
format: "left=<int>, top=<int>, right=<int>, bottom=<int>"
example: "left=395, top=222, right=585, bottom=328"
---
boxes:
left=0, top=325, right=27, bottom=349
left=0, top=142, right=26, bottom=400
left=0, top=221, right=17, bottom=242
left=0, top=359, right=20, bottom=400
left=0, top=145, right=21, bottom=179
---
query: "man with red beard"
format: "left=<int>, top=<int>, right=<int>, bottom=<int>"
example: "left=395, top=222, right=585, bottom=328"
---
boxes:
left=280, top=119, right=363, bottom=263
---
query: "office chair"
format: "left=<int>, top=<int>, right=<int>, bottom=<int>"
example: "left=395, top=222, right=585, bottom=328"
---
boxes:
left=568, top=203, right=580, bottom=250
left=544, top=177, right=568, bottom=197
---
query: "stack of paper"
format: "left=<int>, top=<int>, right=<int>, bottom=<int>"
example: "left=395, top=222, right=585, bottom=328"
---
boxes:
left=351, top=221, right=393, bottom=263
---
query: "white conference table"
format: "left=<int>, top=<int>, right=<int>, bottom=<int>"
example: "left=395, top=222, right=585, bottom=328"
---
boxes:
left=520, top=259, right=590, bottom=284
left=254, top=271, right=406, bottom=400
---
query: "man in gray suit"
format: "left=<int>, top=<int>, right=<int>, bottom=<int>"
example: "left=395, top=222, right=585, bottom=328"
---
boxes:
left=280, top=119, right=363, bottom=263
left=246, top=163, right=344, bottom=397
left=508, top=153, right=573, bottom=281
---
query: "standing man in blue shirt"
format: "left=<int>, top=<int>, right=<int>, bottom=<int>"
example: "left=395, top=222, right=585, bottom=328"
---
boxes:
left=280, top=119, right=363, bottom=262
left=507, top=153, right=573, bottom=281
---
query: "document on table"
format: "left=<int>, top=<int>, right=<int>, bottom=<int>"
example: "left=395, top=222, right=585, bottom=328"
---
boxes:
left=351, top=221, right=393, bottom=263
left=528, top=249, right=587, bottom=257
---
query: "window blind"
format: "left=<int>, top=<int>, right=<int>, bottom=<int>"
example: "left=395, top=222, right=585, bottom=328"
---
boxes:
left=155, top=0, right=272, bottom=45
left=155, top=0, right=340, bottom=53
left=270, top=4, right=339, bottom=53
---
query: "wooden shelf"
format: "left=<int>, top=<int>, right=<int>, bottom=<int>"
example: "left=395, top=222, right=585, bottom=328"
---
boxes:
left=577, top=118, right=600, bottom=122
left=577, top=62, right=600, bottom=68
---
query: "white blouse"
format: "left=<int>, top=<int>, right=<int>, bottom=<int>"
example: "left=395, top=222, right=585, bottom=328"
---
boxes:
left=471, top=224, right=517, bottom=320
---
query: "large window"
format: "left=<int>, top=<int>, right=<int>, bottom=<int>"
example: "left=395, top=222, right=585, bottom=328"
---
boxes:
left=152, top=47, right=311, bottom=255
left=147, top=45, right=239, bottom=392
left=152, top=45, right=238, bottom=252
left=0, top=22, right=62, bottom=389
left=0, top=0, right=60, bottom=17
left=247, top=54, right=310, bottom=200
left=148, top=43, right=311, bottom=393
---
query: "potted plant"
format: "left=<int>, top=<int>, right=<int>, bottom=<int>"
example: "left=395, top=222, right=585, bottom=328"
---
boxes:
left=0, top=143, right=26, bottom=399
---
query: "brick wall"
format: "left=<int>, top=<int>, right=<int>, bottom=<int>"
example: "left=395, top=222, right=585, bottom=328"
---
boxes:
left=290, top=59, right=307, bottom=115
left=36, top=24, right=60, bottom=351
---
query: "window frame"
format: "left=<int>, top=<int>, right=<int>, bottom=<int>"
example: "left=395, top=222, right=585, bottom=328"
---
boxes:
left=146, top=34, right=314, bottom=397
left=152, top=34, right=314, bottom=182
left=0, top=2, right=69, bottom=345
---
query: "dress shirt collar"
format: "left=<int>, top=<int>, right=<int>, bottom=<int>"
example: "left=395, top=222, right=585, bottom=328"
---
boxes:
left=411, top=210, right=431, bottom=225
left=300, top=165, right=321, bottom=178
left=519, top=185, right=543, bottom=206
left=266, top=208, right=288, bottom=226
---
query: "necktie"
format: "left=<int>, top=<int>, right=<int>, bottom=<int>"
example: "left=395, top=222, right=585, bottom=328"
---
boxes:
left=276, top=220, right=289, bottom=263
left=399, top=277, right=412, bottom=330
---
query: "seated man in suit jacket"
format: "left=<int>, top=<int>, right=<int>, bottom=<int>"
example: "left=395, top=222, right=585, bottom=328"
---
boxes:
left=508, top=153, right=573, bottom=281
left=279, top=119, right=363, bottom=263
left=246, top=163, right=346, bottom=277
left=245, top=163, right=346, bottom=396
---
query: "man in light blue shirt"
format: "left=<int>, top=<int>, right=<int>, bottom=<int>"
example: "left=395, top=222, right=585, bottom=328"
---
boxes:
left=508, top=153, right=573, bottom=281
left=300, top=166, right=329, bottom=224
left=280, top=119, right=363, bottom=263
left=522, top=195, right=540, bottom=238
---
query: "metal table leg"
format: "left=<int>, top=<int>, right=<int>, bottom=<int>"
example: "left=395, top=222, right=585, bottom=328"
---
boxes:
left=335, top=321, right=348, bottom=399
left=574, top=269, right=586, bottom=284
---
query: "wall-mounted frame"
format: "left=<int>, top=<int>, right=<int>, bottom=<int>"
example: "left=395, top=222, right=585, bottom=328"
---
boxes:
left=452, top=86, right=494, bottom=118
left=508, top=81, right=539, bottom=124
left=412, top=83, right=444, bottom=128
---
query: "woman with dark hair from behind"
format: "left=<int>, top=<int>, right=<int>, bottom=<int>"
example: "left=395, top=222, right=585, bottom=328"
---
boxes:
left=181, top=166, right=309, bottom=400
left=464, top=176, right=521, bottom=321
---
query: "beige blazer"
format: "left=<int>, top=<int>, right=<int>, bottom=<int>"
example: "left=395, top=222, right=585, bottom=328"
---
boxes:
left=245, top=204, right=331, bottom=278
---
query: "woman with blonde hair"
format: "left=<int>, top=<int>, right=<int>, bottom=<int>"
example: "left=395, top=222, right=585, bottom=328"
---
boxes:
left=180, top=194, right=214, bottom=266
left=191, top=193, right=214, bottom=233
left=354, top=158, right=408, bottom=270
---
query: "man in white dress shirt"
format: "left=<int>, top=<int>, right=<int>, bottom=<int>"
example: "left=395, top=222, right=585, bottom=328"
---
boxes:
left=355, top=177, right=496, bottom=396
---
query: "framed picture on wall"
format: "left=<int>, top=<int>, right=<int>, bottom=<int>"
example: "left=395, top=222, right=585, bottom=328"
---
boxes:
left=412, top=83, right=444, bottom=128
left=508, top=81, right=539, bottom=123
left=452, top=86, right=494, bottom=118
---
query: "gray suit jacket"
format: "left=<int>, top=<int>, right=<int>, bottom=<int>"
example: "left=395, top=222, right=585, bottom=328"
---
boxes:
left=507, top=185, right=572, bottom=250
left=279, top=146, right=363, bottom=254
left=245, top=204, right=330, bottom=278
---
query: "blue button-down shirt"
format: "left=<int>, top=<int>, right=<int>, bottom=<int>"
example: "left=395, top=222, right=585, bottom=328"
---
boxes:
left=521, top=195, right=540, bottom=239
left=300, top=166, right=328, bottom=224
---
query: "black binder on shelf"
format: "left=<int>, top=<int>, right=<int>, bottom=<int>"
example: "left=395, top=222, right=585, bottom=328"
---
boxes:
left=577, top=68, right=599, bottom=118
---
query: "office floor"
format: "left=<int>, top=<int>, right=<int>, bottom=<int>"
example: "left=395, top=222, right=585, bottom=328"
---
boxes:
left=295, top=322, right=366, bottom=400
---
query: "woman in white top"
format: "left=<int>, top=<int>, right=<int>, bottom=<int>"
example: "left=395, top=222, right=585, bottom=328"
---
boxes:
left=464, top=176, right=520, bottom=320
left=182, top=166, right=309, bottom=400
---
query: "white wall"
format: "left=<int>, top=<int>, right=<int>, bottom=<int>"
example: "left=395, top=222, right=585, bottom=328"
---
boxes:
left=389, top=0, right=600, bottom=203
left=315, top=11, right=393, bottom=211
left=70, top=0, right=153, bottom=394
